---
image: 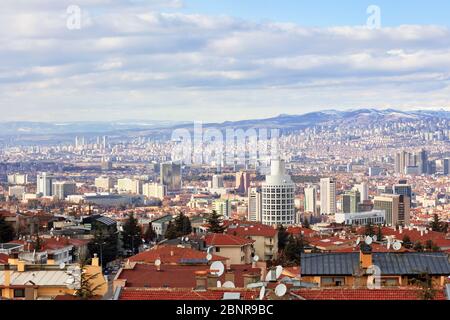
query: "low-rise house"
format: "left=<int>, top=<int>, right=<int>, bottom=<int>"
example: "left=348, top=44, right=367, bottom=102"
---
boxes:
left=204, top=233, right=255, bottom=265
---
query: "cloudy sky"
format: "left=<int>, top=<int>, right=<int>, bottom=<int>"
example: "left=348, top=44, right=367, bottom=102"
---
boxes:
left=1, top=0, right=450, bottom=122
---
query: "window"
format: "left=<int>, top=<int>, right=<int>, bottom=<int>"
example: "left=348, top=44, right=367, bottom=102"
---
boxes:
left=14, top=289, right=25, bottom=298
left=215, top=247, right=221, bottom=252
left=321, top=277, right=345, bottom=287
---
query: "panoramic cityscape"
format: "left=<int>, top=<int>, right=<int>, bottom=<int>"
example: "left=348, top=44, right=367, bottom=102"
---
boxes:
left=0, top=0, right=450, bottom=309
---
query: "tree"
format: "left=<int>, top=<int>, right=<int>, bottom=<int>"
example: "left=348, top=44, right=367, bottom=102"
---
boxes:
left=88, top=228, right=118, bottom=266
left=34, top=234, right=43, bottom=251
left=164, top=221, right=178, bottom=240
left=75, top=258, right=103, bottom=300
left=121, top=213, right=142, bottom=255
left=277, top=225, right=289, bottom=252
left=143, top=222, right=157, bottom=243
left=376, top=225, right=383, bottom=241
left=430, top=214, right=448, bottom=233
left=364, top=222, right=375, bottom=237
left=174, top=212, right=192, bottom=236
left=413, top=241, right=424, bottom=252
left=0, top=216, right=14, bottom=243
left=412, top=272, right=437, bottom=300
left=302, top=217, right=310, bottom=229
left=402, top=235, right=412, bottom=249
left=284, top=235, right=306, bottom=265
left=206, top=211, right=225, bottom=234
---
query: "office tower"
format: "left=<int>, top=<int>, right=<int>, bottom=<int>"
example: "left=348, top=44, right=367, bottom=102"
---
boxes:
left=211, top=174, right=224, bottom=189
left=320, top=178, right=336, bottom=215
left=444, top=158, right=449, bottom=175
left=304, top=186, right=317, bottom=214
left=117, top=178, right=143, bottom=194
left=53, top=181, right=77, bottom=200
left=427, top=160, right=437, bottom=175
left=356, top=182, right=369, bottom=202
left=213, top=199, right=232, bottom=218
left=95, top=176, right=114, bottom=192
left=9, top=186, right=26, bottom=200
left=417, top=149, right=428, bottom=174
left=7, top=173, right=28, bottom=185
left=235, top=170, right=251, bottom=195
left=373, top=194, right=409, bottom=226
left=342, top=190, right=360, bottom=213
left=37, top=172, right=54, bottom=197
left=261, top=159, right=296, bottom=226
left=248, top=187, right=262, bottom=222
left=160, top=162, right=182, bottom=192
left=142, top=183, right=167, bottom=200
left=393, top=181, right=413, bottom=206
left=395, top=150, right=412, bottom=174
left=101, top=158, right=113, bottom=171
left=102, top=136, right=107, bottom=149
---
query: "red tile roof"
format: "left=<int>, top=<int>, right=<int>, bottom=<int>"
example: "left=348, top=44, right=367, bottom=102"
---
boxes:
left=118, top=263, right=261, bottom=288
left=119, top=288, right=259, bottom=300
left=225, top=222, right=277, bottom=238
left=205, top=233, right=254, bottom=246
left=293, top=288, right=447, bottom=300
left=129, top=245, right=227, bottom=264
left=0, top=253, right=9, bottom=264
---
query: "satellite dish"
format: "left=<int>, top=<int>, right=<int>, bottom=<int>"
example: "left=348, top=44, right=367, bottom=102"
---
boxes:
left=247, top=282, right=264, bottom=289
left=216, top=280, right=222, bottom=288
left=372, top=235, right=377, bottom=242
left=265, top=269, right=276, bottom=282
left=253, top=255, right=260, bottom=262
left=259, top=286, right=266, bottom=300
left=222, top=281, right=235, bottom=288
left=155, top=259, right=161, bottom=266
left=206, top=254, right=212, bottom=261
left=59, top=262, right=66, bottom=270
left=185, top=237, right=189, bottom=242
left=275, top=265, right=283, bottom=279
left=274, top=284, right=287, bottom=297
left=393, top=242, right=402, bottom=251
left=210, top=261, right=225, bottom=276
left=365, top=236, right=373, bottom=245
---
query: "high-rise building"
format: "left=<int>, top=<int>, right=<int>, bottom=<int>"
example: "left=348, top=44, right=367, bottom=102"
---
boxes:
left=304, top=186, right=317, bottom=214
left=262, top=159, right=295, bottom=226
left=444, top=158, right=450, bottom=176
left=213, top=199, right=232, bottom=218
left=393, top=181, right=413, bottom=206
left=395, top=150, right=413, bottom=174
left=373, top=194, right=410, bottom=226
left=320, top=178, right=336, bottom=215
left=37, top=172, right=54, bottom=197
left=142, top=183, right=167, bottom=200
left=53, top=181, right=77, bottom=200
left=95, top=177, right=114, bottom=192
left=342, top=190, right=360, bottom=213
left=427, top=160, right=437, bottom=175
left=211, top=174, right=224, bottom=189
left=417, top=149, right=428, bottom=174
left=248, top=187, right=262, bottom=222
left=356, top=182, right=369, bottom=202
left=235, top=170, right=251, bottom=195
left=117, top=178, right=142, bottom=194
left=160, top=162, right=182, bottom=192
left=7, top=173, right=28, bottom=185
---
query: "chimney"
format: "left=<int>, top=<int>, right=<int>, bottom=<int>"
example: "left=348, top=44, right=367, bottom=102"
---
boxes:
left=91, top=253, right=100, bottom=267
left=8, top=253, right=19, bottom=266
left=225, top=271, right=235, bottom=284
left=170, top=250, right=174, bottom=257
left=194, top=271, right=207, bottom=291
left=47, top=253, right=55, bottom=265
left=359, top=244, right=373, bottom=269
left=17, top=260, right=26, bottom=272
left=225, top=259, right=231, bottom=271
left=207, top=273, right=219, bottom=289
left=243, top=273, right=260, bottom=287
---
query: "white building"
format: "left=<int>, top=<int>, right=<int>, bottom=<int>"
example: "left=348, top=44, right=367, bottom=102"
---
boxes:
left=262, top=159, right=296, bottom=226
left=356, top=182, right=369, bottom=202
left=9, top=186, right=26, bottom=200
left=95, top=176, right=114, bottom=192
left=320, top=178, right=336, bottom=215
left=117, top=178, right=142, bottom=194
left=142, top=182, right=167, bottom=200
left=304, top=186, right=317, bottom=214
left=37, top=172, right=54, bottom=197
left=248, top=187, right=262, bottom=222
left=7, top=173, right=28, bottom=185
left=213, top=199, right=232, bottom=218
left=335, top=210, right=386, bottom=225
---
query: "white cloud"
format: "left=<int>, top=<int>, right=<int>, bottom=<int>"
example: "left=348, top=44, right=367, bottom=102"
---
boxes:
left=0, top=1, right=449, bottom=121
